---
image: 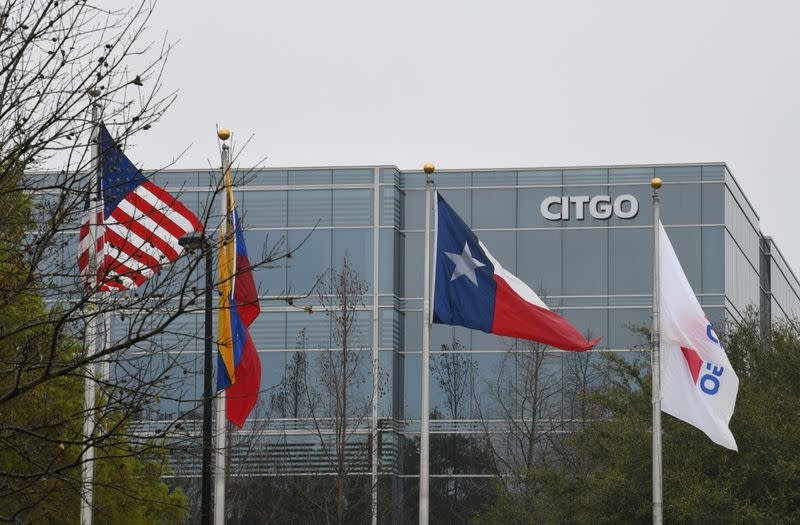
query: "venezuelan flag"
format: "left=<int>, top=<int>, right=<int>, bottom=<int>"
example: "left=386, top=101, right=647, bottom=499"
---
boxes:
left=217, top=167, right=261, bottom=427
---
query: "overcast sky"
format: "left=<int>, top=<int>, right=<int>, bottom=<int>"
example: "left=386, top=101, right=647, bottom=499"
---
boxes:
left=121, top=1, right=800, bottom=273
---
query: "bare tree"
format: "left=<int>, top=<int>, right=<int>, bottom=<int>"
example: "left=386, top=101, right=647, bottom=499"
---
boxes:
left=287, top=258, right=382, bottom=524
left=0, top=2, right=313, bottom=519
left=473, top=337, right=566, bottom=492
left=272, top=330, right=311, bottom=420
left=432, top=338, right=476, bottom=422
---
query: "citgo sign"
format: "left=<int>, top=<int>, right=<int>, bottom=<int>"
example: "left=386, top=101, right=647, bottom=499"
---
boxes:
left=540, top=195, right=639, bottom=221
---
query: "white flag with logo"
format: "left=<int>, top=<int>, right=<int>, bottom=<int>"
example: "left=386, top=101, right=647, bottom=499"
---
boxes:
left=659, top=222, right=738, bottom=450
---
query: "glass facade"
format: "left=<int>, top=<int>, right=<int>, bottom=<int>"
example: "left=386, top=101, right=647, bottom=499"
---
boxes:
left=105, top=163, right=798, bottom=515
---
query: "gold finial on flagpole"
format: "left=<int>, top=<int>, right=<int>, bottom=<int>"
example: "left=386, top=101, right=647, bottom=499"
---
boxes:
left=423, top=163, right=435, bottom=175
left=217, top=128, right=231, bottom=141
left=651, top=177, right=663, bottom=189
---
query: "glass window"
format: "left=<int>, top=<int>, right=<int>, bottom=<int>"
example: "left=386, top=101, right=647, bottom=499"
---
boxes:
left=471, top=329, right=512, bottom=351
left=666, top=226, right=702, bottom=291
left=381, top=187, right=401, bottom=226
left=380, top=167, right=400, bottom=184
left=338, top=312, right=372, bottom=349
left=563, top=229, right=608, bottom=296
left=479, top=231, right=516, bottom=273
left=518, top=169, right=562, bottom=185
left=259, top=350, right=289, bottom=393
left=431, top=324, right=456, bottom=353
left=609, top=228, right=652, bottom=295
left=333, top=188, right=372, bottom=226
left=661, top=183, right=701, bottom=225
left=194, top=171, right=211, bottom=186
left=287, top=311, right=330, bottom=349
left=472, top=170, right=516, bottom=186
left=333, top=168, right=373, bottom=184
left=402, top=170, right=426, bottom=189
left=701, top=182, right=724, bottom=224
left=133, top=351, right=200, bottom=418
left=288, top=229, right=331, bottom=294
left=560, top=184, right=613, bottom=226
left=380, top=309, right=401, bottom=350
left=377, top=350, right=398, bottom=417
left=241, top=190, right=287, bottom=228
left=379, top=229, right=400, bottom=294
left=288, top=190, right=331, bottom=227
left=244, top=229, right=285, bottom=295
left=561, top=308, right=608, bottom=348
left=655, top=166, right=702, bottom=183
left=155, top=171, right=199, bottom=191
left=562, top=168, right=607, bottom=185
left=609, top=167, right=654, bottom=184
left=432, top=171, right=471, bottom=187
left=332, top=228, right=373, bottom=286
left=701, top=226, right=724, bottom=294
left=454, top=325, right=473, bottom=351
left=469, top=351, right=563, bottom=420
left=608, top=308, right=651, bottom=349
left=437, top=188, right=470, bottom=224
left=702, top=165, right=725, bottom=182
left=518, top=187, right=562, bottom=228
left=249, top=169, right=287, bottom=186
left=430, top=350, right=478, bottom=420
left=403, top=232, right=423, bottom=298
left=250, top=311, right=286, bottom=350
left=404, top=311, right=422, bottom=351
left=517, top=230, right=562, bottom=297
left=704, top=307, right=725, bottom=336
left=288, top=169, right=332, bottom=185
left=404, top=352, right=421, bottom=419
left=404, top=190, right=424, bottom=230
left=472, top=189, right=515, bottom=229
left=608, top=184, right=651, bottom=227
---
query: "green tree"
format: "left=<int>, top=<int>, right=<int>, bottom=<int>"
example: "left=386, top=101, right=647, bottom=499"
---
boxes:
left=0, top=171, right=188, bottom=523
left=473, top=312, right=800, bottom=525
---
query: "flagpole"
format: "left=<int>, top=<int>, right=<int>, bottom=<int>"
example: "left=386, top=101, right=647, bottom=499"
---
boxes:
left=213, top=130, right=231, bottom=525
left=651, top=176, right=664, bottom=525
left=80, top=90, right=102, bottom=525
left=419, top=163, right=434, bottom=525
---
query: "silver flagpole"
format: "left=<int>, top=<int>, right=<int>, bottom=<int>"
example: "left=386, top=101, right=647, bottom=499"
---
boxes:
left=651, top=176, right=663, bottom=525
left=371, top=166, right=380, bottom=525
left=80, top=90, right=102, bottom=525
left=214, top=133, right=231, bottom=525
left=419, top=163, right=434, bottom=525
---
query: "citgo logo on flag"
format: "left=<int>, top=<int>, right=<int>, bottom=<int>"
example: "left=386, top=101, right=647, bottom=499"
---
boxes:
left=680, top=323, right=726, bottom=396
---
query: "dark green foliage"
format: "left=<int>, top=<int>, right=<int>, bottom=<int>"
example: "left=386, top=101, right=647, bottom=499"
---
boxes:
left=474, top=313, right=800, bottom=524
left=0, top=170, right=188, bottom=523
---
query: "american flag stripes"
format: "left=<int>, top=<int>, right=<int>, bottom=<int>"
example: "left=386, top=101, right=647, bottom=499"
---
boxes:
left=77, top=124, right=202, bottom=291
left=77, top=199, right=106, bottom=288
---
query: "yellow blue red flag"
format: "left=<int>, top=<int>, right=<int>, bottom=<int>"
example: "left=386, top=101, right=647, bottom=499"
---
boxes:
left=217, top=167, right=261, bottom=427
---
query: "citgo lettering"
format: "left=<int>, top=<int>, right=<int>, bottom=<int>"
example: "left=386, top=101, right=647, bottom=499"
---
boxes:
left=540, top=195, right=639, bottom=221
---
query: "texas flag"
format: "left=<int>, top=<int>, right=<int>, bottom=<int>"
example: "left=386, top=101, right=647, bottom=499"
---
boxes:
left=659, top=222, right=738, bottom=450
left=433, top=192, right=600, bottom=351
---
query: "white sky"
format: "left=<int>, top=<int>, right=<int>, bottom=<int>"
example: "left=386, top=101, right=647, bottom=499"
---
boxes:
left=122, top=1, right=800, bottom=273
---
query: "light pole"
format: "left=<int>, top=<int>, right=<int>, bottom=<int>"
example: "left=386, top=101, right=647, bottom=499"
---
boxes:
left=178, top=232, right=214, bottom=525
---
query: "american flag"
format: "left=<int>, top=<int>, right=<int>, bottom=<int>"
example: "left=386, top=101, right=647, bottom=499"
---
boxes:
left=78, top=124, right=203, bottom=291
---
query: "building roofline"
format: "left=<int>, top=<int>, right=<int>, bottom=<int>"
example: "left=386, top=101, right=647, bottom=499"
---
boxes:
left=719, top=163, right=760, bottom=222
left=27, top=161, right=730, bottom=175
left=174, top=161, right=730, bottom=174
left=763, top=235, right=800, bottom=292
left=398, top=161, right=730, bottom=173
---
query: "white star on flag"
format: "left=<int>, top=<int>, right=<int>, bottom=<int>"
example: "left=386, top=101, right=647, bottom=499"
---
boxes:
left=445, top=242, right=485, bottom=286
